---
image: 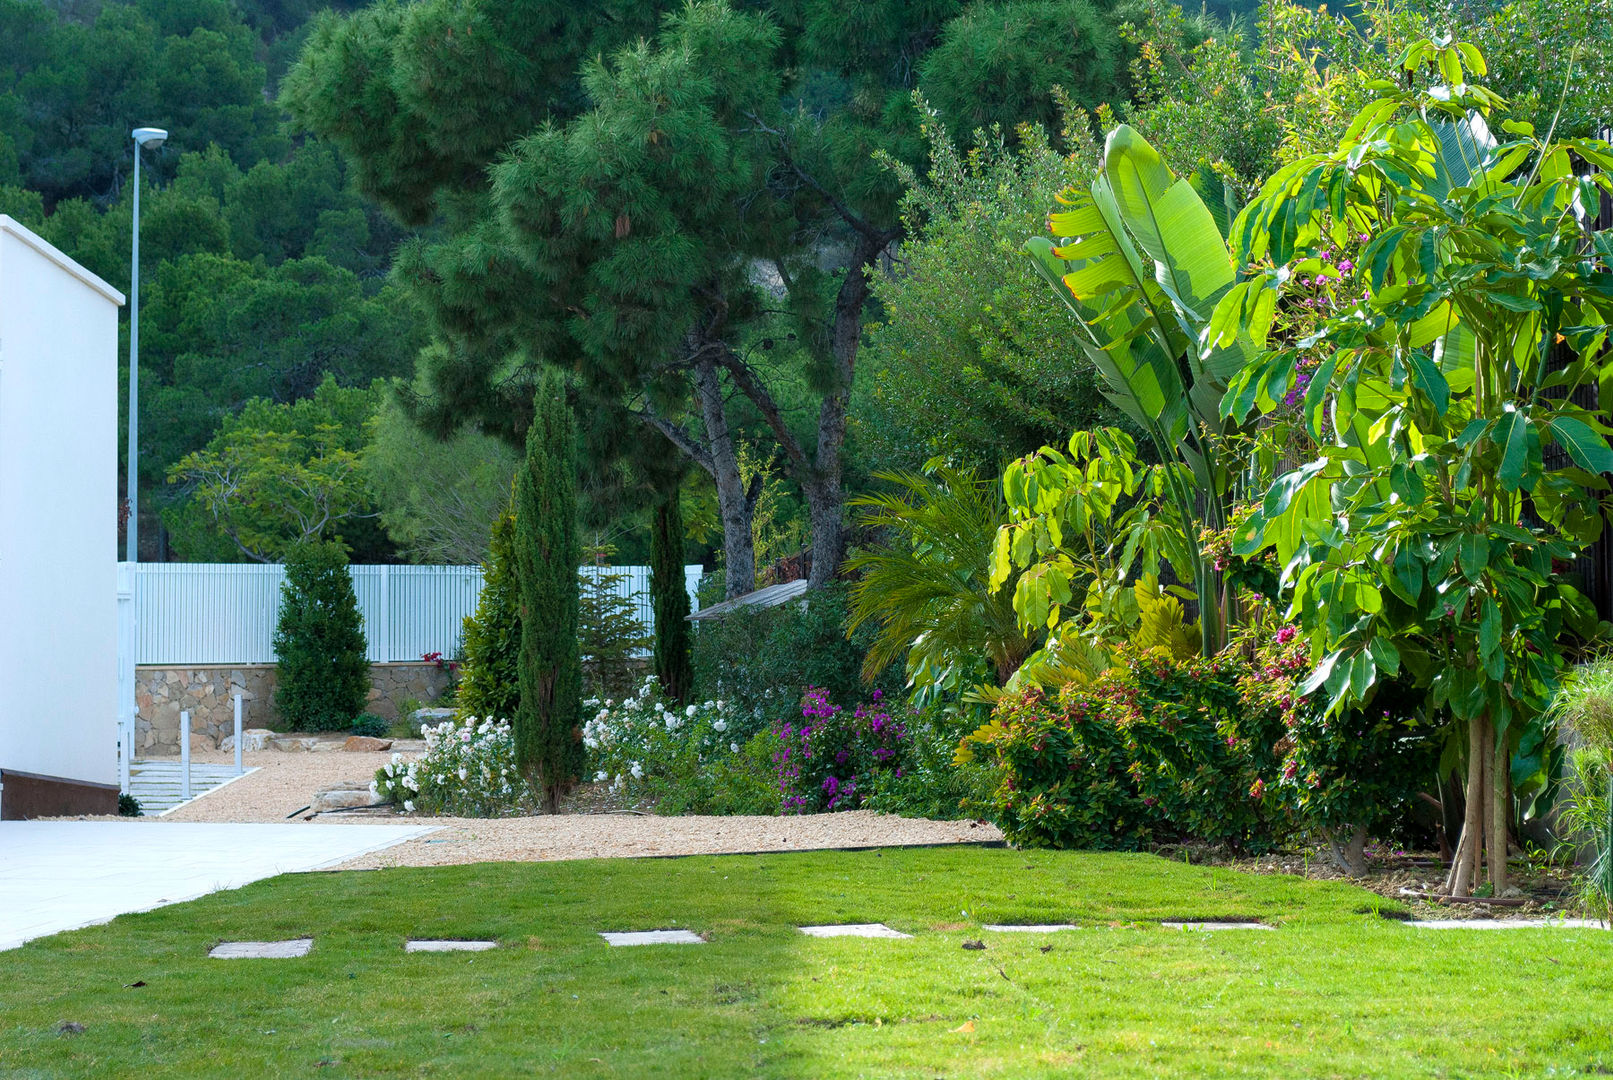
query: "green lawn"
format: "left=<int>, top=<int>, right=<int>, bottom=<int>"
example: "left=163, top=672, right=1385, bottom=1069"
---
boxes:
left=1, top=845, right=1608, bottom=1078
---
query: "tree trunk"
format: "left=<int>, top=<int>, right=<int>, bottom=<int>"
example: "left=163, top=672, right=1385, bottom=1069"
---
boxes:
left=1446, top=716, right=1490, bottom=896
left=1326, top=824, right=1370, bottom=877
left=692, top=357, right=755, bottom=599
left=1489, top=723, right=1511, bottom=894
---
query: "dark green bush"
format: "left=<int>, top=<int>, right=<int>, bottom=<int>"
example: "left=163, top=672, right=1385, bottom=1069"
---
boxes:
left=457, top=510, right=521, bottom=721
left=351, top=714, right=389, bottom=738
left=272, top=541, right=370, bottom=732
left=965, top=650, right=1290, bottom=851
left=692, top=583, right=900, bottom=740
left=118, top=793, right=142, bottom=817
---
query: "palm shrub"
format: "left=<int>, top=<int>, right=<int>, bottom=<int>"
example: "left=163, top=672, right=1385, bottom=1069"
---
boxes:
left=651, top=494, right=693, bottom=704
left=846, top=468, right=1038, bottom=700
left=514, top=374, right=583, bottom=813
left=1222, top=38, right=1613, bottom=896
left=458, top=509, right=521, bottom=721
left=272, top=541, right=369, bottom=731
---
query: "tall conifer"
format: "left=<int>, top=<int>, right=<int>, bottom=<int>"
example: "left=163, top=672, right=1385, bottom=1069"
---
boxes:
left=651, top=494, right=693, bottom=704
left=513, top=373, right=582, bottom=812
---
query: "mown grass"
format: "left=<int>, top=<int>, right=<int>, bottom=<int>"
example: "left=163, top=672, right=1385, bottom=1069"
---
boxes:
left=0, top=845, right=1608, bottom=1078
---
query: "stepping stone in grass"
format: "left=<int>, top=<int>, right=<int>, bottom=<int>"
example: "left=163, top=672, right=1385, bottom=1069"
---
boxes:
left=797, top=923, right=912, bottom=939
left=405, top=940, right=498, bottom=952
left=599, top=930, right=705, bottom=946
left=1161, top=921, right=1273, bottom=931
left=209, top=939, right=313, bottom=959
left=1408, top=918, right=1608, bottom=930
left=982, top=924, right=1079, bottom=933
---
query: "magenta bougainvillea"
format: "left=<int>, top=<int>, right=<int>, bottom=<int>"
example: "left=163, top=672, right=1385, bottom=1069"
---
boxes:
left=774, top=687, right=909, bottom=812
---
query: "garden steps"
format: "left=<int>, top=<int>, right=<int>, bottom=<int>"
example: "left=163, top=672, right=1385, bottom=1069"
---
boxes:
left=127, top=762, right=256, bottom=816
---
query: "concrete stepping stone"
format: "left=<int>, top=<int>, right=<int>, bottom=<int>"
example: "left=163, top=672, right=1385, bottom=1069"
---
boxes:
left=209, top=938, right=313, bottom=958
left=1408, top=918, right=1607, bottom=930
left=1162, top=921, right=1272, bottom=931
left=798, top=923, right=912, bottom=939
left=405, top=939, right=498, bottom=952
left=982, top=923, right=1079, bottom=933
left=599, top=930, right=705, bottom=946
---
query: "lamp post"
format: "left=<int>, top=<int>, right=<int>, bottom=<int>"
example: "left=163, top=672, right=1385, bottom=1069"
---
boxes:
left=126, top=126, right=167, bottom=564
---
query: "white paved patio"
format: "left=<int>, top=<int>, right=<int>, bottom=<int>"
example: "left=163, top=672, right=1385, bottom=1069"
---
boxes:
left=0, top=820, right=437, bottom=951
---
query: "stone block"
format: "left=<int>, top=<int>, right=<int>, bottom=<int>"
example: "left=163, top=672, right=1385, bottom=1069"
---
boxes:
left=220, top=728, right=276, bottom=753
left=270, top=736, right=319, bottom=752
left=189, top=733, right=217, bottom=753
left=343, top=736, right=392, bottom=752
left=310, top=787, right=374, bottom=813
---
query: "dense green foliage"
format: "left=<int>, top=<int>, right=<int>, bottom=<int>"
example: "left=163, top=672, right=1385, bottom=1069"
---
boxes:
left=577, top=559, right=650, bottom=701
left=651, top=495, right=694, bottom=704
left=513, top=374, right=583, bottom=812
left=456, top=510, right=521, bottom=723
left=270, top=540, right=369, bottom=731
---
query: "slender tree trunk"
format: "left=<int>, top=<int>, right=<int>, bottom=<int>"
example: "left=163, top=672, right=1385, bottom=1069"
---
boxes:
left=1489, top=723, right=1511, bottom=894
left=1446, top=716, right=1490, bottom=896
left=692, top=357, right=755, bottom=598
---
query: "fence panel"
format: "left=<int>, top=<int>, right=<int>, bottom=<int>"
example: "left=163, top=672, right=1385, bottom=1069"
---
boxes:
left=125, top=562, right=700, bottom=665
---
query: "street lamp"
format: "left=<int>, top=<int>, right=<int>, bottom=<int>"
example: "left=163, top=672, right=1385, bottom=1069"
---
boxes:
left=126, top=126, right=166, bottom=564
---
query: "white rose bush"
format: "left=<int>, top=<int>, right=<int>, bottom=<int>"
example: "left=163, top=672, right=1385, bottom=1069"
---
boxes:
left=583, top=675, right=777, bottom=813
left=373, top=717, right=535, bottom=816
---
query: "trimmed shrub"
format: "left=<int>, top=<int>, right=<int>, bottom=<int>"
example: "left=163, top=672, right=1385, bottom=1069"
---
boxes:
left=272, top=541, right=369, bottom=732
left=456, top=509, right=521, bottom=721
left=351, top=714, right=389, bottom=738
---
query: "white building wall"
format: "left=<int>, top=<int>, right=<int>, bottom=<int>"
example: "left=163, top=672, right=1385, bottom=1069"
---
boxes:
left=0, top=216, right=124, bottom=788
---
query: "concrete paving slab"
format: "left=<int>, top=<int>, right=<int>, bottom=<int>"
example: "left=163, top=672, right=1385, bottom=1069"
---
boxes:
left=209, top=938, right=313, bottom=959
left=1162, top=921, right=1273, bottom=931
left=600, top=930, right=705, bottom=946
left=798, top=923, right=912, bottom=939
left=982, top=923, right=1080, bottom=932
left=0, top=821, right=438, bottom=951
left=406, top=939, right=498, bottom=952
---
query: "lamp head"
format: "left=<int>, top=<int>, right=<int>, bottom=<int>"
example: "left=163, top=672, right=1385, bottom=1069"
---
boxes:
left=132, top=127, right=168, bottom=149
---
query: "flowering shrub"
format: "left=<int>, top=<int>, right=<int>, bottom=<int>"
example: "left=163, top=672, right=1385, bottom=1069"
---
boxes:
left=582, top=676, right=777, bottom=814
left=962, top=649, right=1288, bottom=850
left=774, top=688, right=911, bottom=813
left=372, top=717, right=534, bottom=816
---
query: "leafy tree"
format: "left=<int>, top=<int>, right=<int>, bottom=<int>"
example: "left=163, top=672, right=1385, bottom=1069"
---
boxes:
left=650, top=494, right=694, bottom=705
left=513, top=373, right=583, bottom=813
left=165, top=376, right=377, bottom=561
left=457, top=509, right=521, bottom=722
left=859, top=103, right=1122, bottom=476
left=1224, top=40, right=1613, bottom=896
left=272, top=540, right=370, bottom=731
left=365, top=388, right=519, bottom=564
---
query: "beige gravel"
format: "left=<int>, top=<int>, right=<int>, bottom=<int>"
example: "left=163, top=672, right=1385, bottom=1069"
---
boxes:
left=331, top=810, right=1002, bottom=869
left=159, top=747, right=408, bottom=822
left=136, top=748, right=1002, bottom=866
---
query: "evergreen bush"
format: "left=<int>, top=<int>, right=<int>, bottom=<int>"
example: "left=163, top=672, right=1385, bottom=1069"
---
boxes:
left=578, top=551, right=650, bottom=701
left=457, top=509, right=522, bottom=721
left=650, top=495, right=693, bottom=704
left=272, top=541, right=370, bottom=732
left=514, top=375, right=583, bottom=812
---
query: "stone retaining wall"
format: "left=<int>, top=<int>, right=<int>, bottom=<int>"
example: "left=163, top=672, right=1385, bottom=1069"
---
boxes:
left=134, top=662, right=454, bottom=755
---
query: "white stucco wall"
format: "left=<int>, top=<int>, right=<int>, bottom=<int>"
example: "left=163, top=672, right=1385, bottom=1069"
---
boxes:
left=0, top=216, right=124, bottom=787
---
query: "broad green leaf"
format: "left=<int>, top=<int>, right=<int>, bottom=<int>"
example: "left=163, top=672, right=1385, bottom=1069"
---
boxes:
left=1406, top=351, right=1450, bottom=415
left=1478, top=595, right=1502, bottom=661
left=1494, top=410, right=1531, bottom=489
left=1549, top=416, right=1613, bottom=475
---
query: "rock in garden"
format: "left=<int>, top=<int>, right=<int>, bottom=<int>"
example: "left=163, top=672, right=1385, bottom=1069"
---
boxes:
left=342, top=735, right=392, bottom=752
left=189, top=733, right=217, bottom=753
left=310, top=787, right=374, bottom=812
left=219, top=728, right=275, bottom=753
left=269, top=736, right=320, bottom=752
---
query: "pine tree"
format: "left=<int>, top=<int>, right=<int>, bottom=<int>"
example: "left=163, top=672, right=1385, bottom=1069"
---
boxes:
left=577, top=548, right=651, bottom=701
left=513, top=373, right=583, bottom=813
left=272, top=541, right=370, bottom=731
left=651, top=495, right=693, bottom=704
left=457, top=508, right=521, bottom=721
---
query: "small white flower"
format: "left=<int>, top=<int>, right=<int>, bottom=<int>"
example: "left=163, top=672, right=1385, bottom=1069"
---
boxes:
left=686, top=704, right=697, bottom=717
left=630, top=761, right=644, bottom=780
left=403, top=799, right=415, bottom=813
left=595, top=770, right=607, bottom=782
left=458, top=767, right=468, bottom=781
left=731, top=741, right=740, bottom=754
left=713, top=719, right=727, bottom=733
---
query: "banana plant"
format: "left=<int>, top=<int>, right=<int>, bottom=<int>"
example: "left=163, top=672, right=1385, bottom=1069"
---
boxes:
left=1219, top=38, right=1613, bottom=896
left=1024, top=125, right=1270, bottom=655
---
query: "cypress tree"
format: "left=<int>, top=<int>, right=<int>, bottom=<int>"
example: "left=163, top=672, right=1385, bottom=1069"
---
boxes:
left=272, top=541, right=370, bottom=731
left=514, top=373, right=583, bottom=812
left=457, top=507, right=521, bottom=721
left=651, top=494, right=693, bottom=704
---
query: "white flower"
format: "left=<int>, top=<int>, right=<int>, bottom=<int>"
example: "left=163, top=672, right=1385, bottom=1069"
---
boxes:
left=686, top=704, right=697, bottom=717
left=731, top=742, right=740, bottom=754
left=595, top=770, right=607, bottom=782
left=630, top=761, right=644, bottom=780
left=713, top=719, right=727, bottom=733
left=403, top=799, right=415, bottom=812
left=716, top=700, right=726, bottom=709
left=458, top=767, right=468, bottom=781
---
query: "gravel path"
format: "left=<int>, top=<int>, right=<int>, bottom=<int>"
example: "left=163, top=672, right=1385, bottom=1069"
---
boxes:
left=136, top=748, right=1002, bottom=865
